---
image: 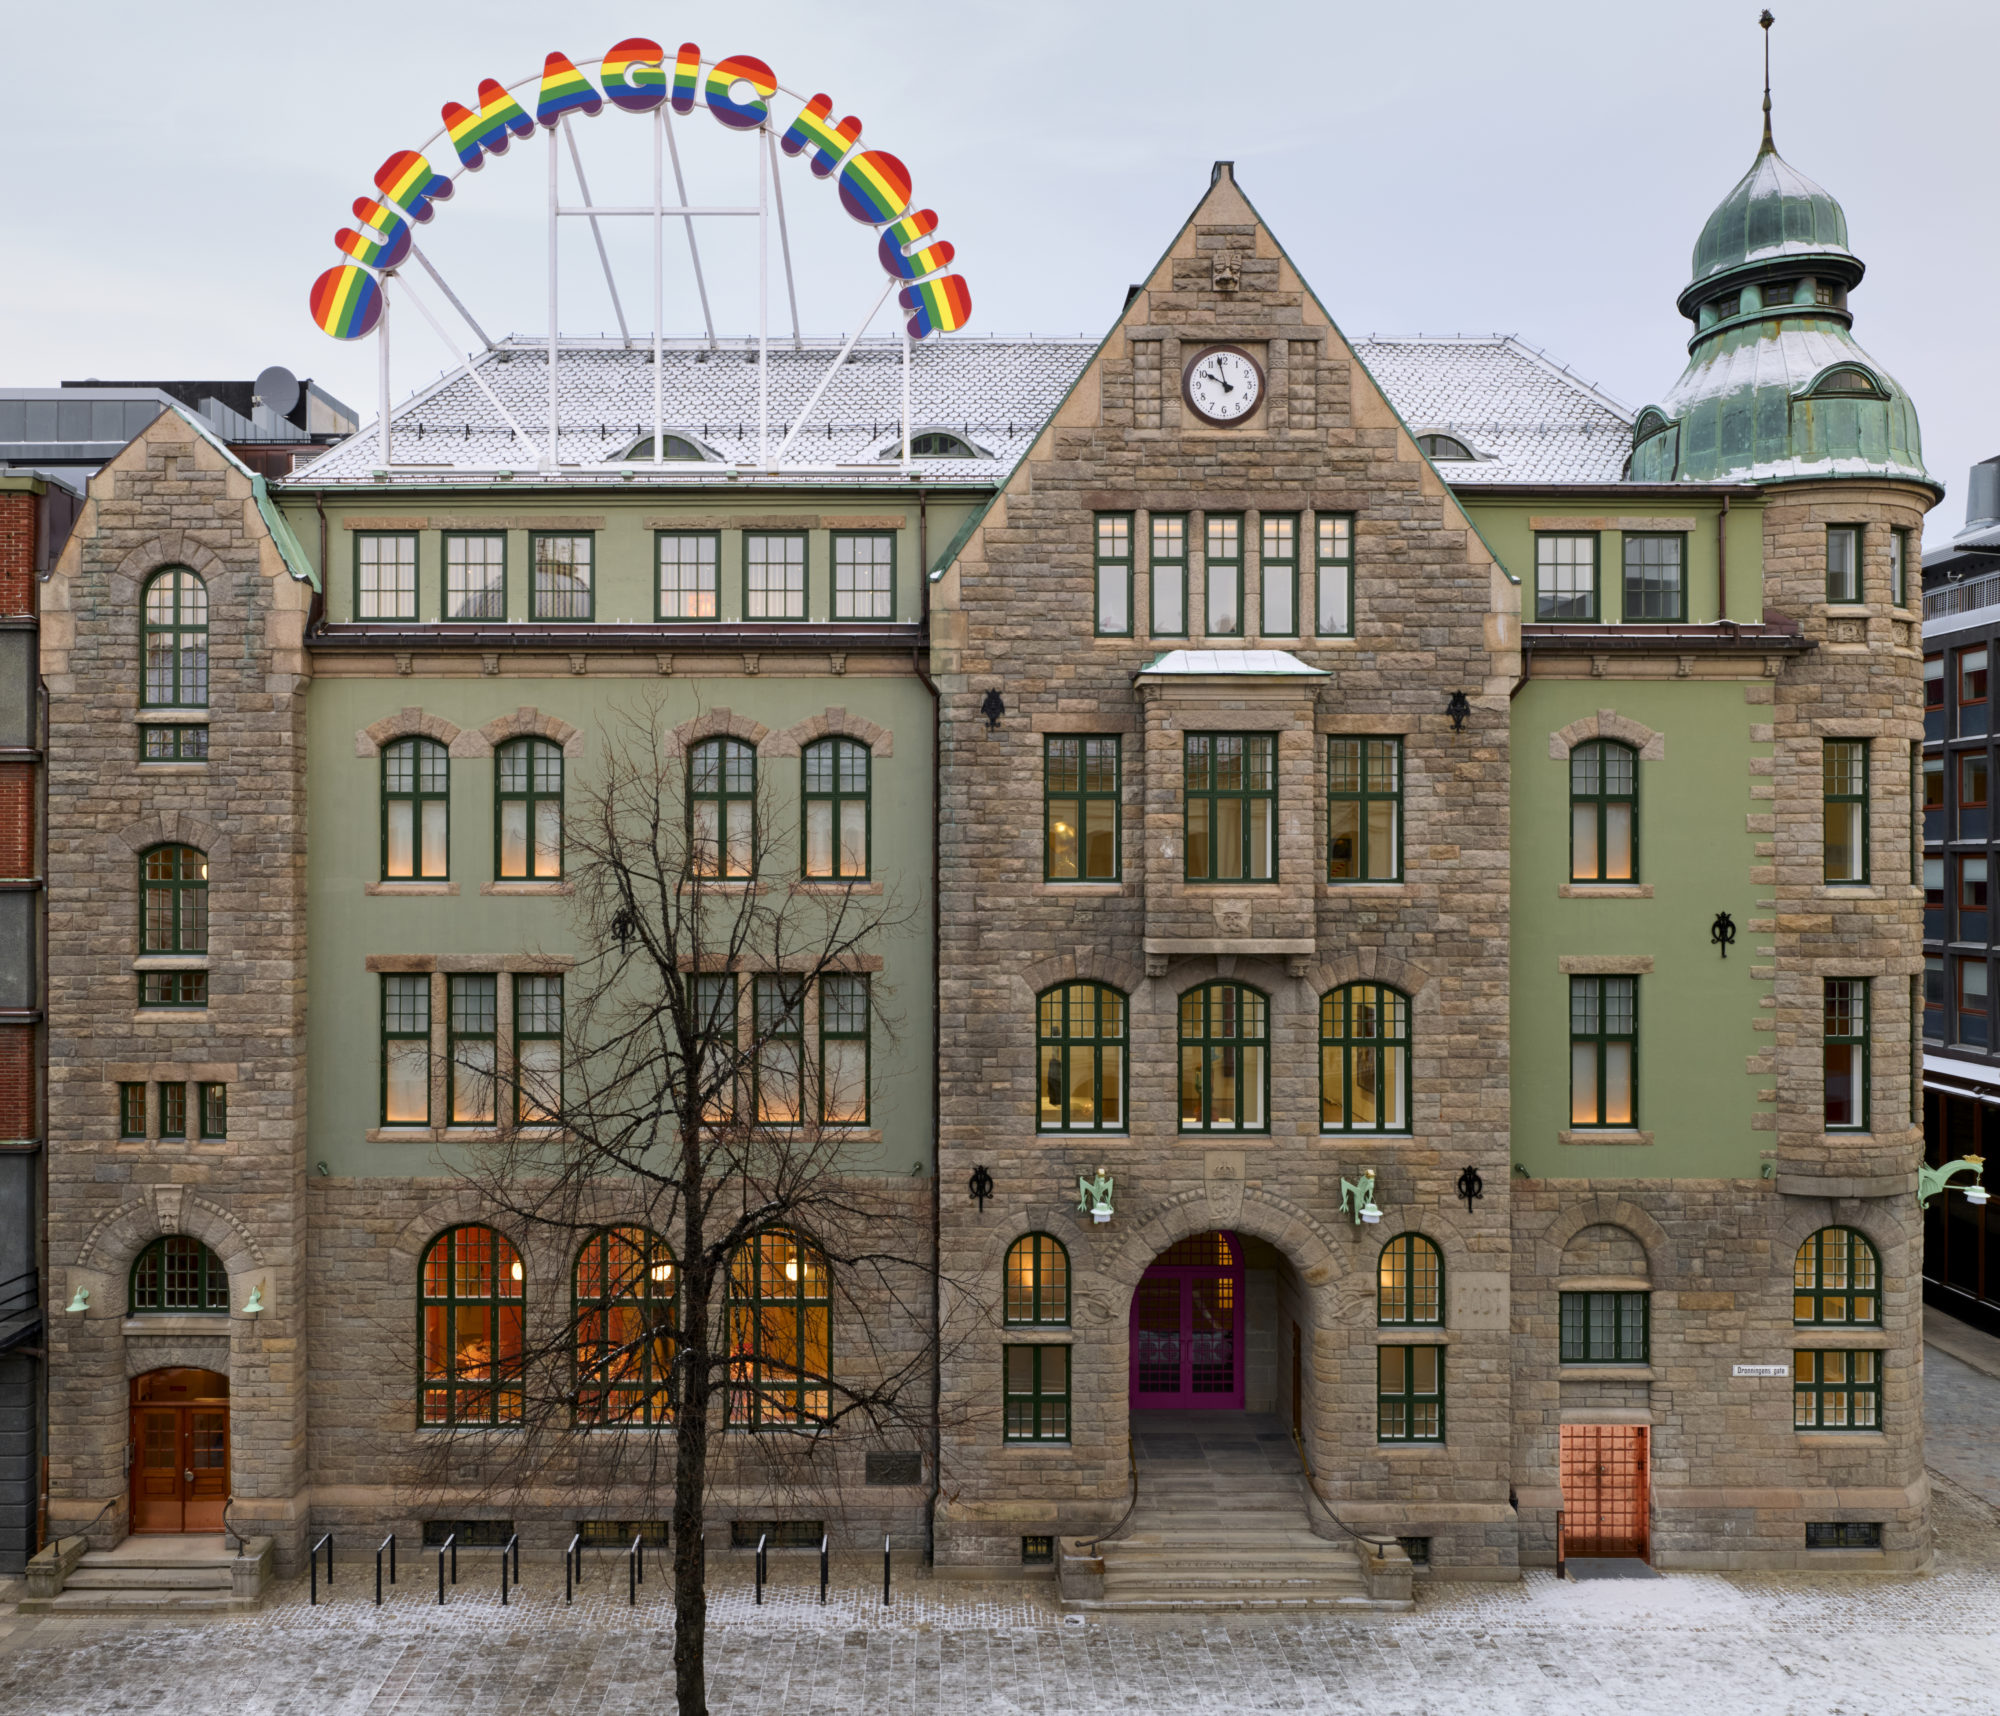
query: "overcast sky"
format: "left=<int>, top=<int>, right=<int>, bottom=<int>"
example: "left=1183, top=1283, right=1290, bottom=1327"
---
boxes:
left=4, top=0, right=1988, bottom=541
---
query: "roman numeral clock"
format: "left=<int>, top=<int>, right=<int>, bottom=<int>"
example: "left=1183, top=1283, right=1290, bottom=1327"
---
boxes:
left=1182, top=344, right=1265, bottom=425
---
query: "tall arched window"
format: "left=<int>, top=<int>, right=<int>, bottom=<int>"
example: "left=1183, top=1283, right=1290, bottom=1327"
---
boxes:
left=383, top=737, right=450, bottom=880
left=1178, top=982, right=1267, bottom=1132
left=420, top=1225, right=524, bottom=1426
left=1794, top=1227, right=1880, bottom=1326
left=130, top=1235, right=228, bottom=1314
left=574, top=1226, right=675, bottom=1425
left=690, top=738, right=756, bottom=878
left=1377, top=1234, right=1443, bottom=1325
left=1321, top=983, right=1410, bottom=1132
left=727, top=1228, right=829, bottom=1428
left=802, top=738, right=870, bottom=880
left=142, top=568, right=208, bottom=707
left=1037, top=983, right=1126, bottom=1132
left=1571, top=740, right=1637, bottom=882
left=496, top=738, right=563, bottom=880
left=1005, top=1234, right=1070, bottom=1326
left=140, top=845, right=208, bottom=953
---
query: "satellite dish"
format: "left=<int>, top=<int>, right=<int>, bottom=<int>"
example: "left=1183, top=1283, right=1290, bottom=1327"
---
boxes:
left=254, top=365, right=300, bottom=418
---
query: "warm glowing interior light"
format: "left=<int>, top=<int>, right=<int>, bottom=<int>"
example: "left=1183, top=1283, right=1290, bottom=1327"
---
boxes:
left=651, top=1261, right=674, bottom=1282
left=784, top=1259, right=799, bottom=1282
left=510, top=1259, right=524, bottom=1282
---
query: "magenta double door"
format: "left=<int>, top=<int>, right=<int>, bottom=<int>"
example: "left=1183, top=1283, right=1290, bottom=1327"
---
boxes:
left=1130, top=1231, right=1245, bottom=1408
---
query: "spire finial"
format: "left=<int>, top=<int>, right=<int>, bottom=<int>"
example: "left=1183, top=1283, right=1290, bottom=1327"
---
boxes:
left=1759, top=10, right=1776, bottom=154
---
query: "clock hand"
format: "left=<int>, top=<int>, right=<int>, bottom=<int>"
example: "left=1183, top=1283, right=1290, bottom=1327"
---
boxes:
left=1202, top=365, right=1233, bottom=393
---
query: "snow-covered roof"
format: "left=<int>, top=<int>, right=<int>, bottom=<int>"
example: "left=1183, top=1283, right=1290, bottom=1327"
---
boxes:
left=1352, top=337, right=1635, bottom=485
left=1136, top=649, right=1328, bottom=678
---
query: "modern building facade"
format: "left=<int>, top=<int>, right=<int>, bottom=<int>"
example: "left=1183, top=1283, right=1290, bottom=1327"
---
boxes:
left=32, top=89, right=1939, bottom=1588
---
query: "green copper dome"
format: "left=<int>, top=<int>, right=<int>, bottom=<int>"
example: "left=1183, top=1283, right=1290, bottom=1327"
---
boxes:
left=1688, top=142, right=1855, bottom=293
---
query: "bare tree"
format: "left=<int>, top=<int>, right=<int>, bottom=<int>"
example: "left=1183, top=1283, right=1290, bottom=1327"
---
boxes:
left=428, top=700, right=939, bottom=1716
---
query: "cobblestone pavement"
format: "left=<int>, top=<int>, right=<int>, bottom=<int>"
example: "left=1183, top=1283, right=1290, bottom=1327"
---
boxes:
left=1, top=1342, right=1994, bottom=1716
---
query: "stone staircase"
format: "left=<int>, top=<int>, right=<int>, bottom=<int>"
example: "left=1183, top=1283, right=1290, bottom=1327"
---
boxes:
left=22, top=1532, right=273, bottom=1614
left=1061, top=1413, right=1412, bottom=1611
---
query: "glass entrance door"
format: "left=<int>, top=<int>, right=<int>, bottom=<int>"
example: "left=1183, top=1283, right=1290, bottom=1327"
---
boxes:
left=1129, top=1231, right=1245, bottom=1408
left=129, top=1369, right=229, bottom=1532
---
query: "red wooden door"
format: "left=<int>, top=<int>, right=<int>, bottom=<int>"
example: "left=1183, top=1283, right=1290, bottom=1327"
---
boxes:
left=129, top=1369, right=230, bottom=1533
left=1130, top=1231, right=1246, bottom=1408
left=133, top=1407, right=184, bottom=1532
left=1559, top=1424, right=1650, bottom=1560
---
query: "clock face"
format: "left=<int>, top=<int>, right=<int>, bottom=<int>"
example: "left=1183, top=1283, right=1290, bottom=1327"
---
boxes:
left=1183, top=345, right=1265, bottom=425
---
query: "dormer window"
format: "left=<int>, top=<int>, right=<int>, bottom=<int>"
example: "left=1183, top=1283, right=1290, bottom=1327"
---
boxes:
left=623, top=434, right=712, bottom=462
left=1811, top=367, right=1883, bottom=399
left=1633, top=411, right=1670, bottom=444
left=880, top=431, right=981, bottom=459
left=1416, top=434, right=1474, bottom=462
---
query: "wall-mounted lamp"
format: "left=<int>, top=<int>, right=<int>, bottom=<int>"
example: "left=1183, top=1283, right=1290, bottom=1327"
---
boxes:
left=64, top=1285, right=89, bottom=1315
left=1710, top=911, right=1737, bottom=958
left=1340, top=1169, right=1382, bottom=1226
left=1445, top=690, right=1472, bottom=734
left=1921, top=1155, right=1989, bottom=1208
left=981, top=689, right=1006, bottom=731
left=1456, top=1165, right=1484, bottom=1214
left=612, top=906, right=638, bottom=952
left=968, top=1164, right=994, bottom=1212
left=1077, top=1166, right=1114, bottom=1224
left=241, top=1282, right=265, bottom=1317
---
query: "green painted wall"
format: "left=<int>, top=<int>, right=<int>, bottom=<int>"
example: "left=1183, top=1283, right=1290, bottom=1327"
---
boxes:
left=305, top=671, right=935, bottom=1181
left=1507, top=678, right=1771, bottom=1180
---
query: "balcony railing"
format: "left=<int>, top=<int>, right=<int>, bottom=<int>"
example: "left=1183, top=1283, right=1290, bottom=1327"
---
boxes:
left=1926, top=570, right=2000, bottom=621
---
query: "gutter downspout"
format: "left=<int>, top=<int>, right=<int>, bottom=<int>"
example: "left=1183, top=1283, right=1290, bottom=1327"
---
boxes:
left=310, top=492, right=329, bottom=638
left=1717, top=494, right=1730, bottom=623
left=912, top=491, right=942, bottom=1568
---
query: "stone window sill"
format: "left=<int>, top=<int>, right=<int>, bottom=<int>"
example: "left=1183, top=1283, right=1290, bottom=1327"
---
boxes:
left=1373, top=1441, right=1447, bottom=1454
left=133, top=956, right=209, bottom=971
left=133, top=709, right=209, bottom=724
left=1558, top=1365, right=1655, bottom=1382
left=367, top=880, right=459, bottom=896
left=1323, top=883, right=1411, bottom=899
left=1322, top=1129, right=1412, bottom=1141
left=1792, top=1328, right=1888, bottom=1348
left=1038, top=882, right=1127, bottom=895
left=792, top=880, right=884, bottom=896
left=137, top=763, right=209, bottom=775
left=482, top=880, right=573, bottom=896
left=1558, top=884, right=1654, bottom=899
left=1375, top=1329, right=1448, bottom=1345
left=1558, top=1130, right=1653, bottom=1146
left=1000, top=1329, right=1074, bottom=1343
left=1000, top=1441, right=1074, bottom=1453
left=123, top=1315, right=231, bottom=1336
left=1794, top=1430, right=1886, bottom=1444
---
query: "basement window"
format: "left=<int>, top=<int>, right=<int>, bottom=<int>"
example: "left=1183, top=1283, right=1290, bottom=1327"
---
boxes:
left=1022, top=1535, right=1055, bottom=1565
left=1805, top=1521, right=1882, bottom=1549
left=731, top=1519, right=824, bottom=1549
left=423, top=1519, right=514, bottom=1547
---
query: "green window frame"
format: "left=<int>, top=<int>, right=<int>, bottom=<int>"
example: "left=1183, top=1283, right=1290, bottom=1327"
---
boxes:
left=159, top=1081, right=186, bottom=1139
left=118, top=1082, right=146, bottom=1139
left=1824, top=978, right=1869, bottom=1130
left=140, top=724, right=208, bottom=763
left=1178, top=981, right=1268, bottom=1133
left=1005, top=1234, right=1071, bottom=1326
left=1376, top=1346, right=1443, bottom=1442
left=1003, top=1345, right=1069, bottom=1442
left=1094, top=513, right=1132, bottom=637
left=354, top=531, right=418, bottom=621
left=1824, top=739, right=1869, bottom=883
left=1150, top=514, right=1188, bottom=637
left=383, top=737, right=450, bottom=881
left=1890, top=527, right=1910, bottom=608
left=140, top=973, right=207, bottom=1008
left=1036, top=983, right=1126, bottom=1132
left=1259, top=514, right=1298, bottom=637
left=1559, top=1291, right=1649, bottom=1363
left=140, top=844, right=207, bottom=954
left=1569, top=975, right=1637, bottom=1128
left=1184, top=733, right=1275, bottom=882
left=1620, top=532, right=1686, bottom=622
left=574, top=1225, right=676, bottom=1426
left=1044, top=735, right=1119, bottom=881
left=656, top=531, right=720, bottom=621
left=1327, top=736, right=1401, bottom=881
left=442, top=532, right=506, bottom=622
left=1315, top=514, right=1355, bottom=637
left=1534, top=533, right=1598, bottom=623
left=690, top=738, right=756, bottom=878
left=496, top=738, right=563, bottom=880
left=744, top=531, right=807, bottom=621
left=448, top=974, right=497, bottom=1126
left=1826, top=524, right=1863, bottom=604
left=802, top=738, right=870, bottom=880
left=1321, top=983, right=1410, bottom=1133
left=1794, top=1227, right=1880, bottom=1326
left=1204, top=515, right=1243, bottom=636
left=141, top=568, right=208, bottom=707
left=1377, top=1234, right=1442, bottom=1326
left=726, top=1228, right=830, bottom=1428
left=1570, top=740, right=1638, bottom=882
left=199, top=1082, right=227, bottom=1140
left=529, top=532, right=593, bottom=622
left=382, top=973, right=432, bottom=1127
left=1794, top=1349, right=1879, bottom=1431
left=831, top=531, right=895, bottom=620
left=515, top=974, right=563, bottom=1125
left=754, top=976, right=804, bottom=1125
left=819, top=974, right=869, bottom=1125
left=420, top=1224, right=525, bottom=1426
left=130, top=1235, right=228, bottom=1314
left=694, top=973, right=738, bottom=1125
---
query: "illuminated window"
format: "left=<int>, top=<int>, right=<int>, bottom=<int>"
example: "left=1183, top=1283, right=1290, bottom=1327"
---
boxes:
left=1327, top=737, right=1401, bottom=881
left=1794, top=1228, right=1879, bottom=1326
left=1044, top=736, right=1119, bottom=881
left=1377, top=1346, right=1443, bottom=1441
left=420, top=1225, right=524, bottom=1426
left=1377, top=1234, right=1441, bottom=1325
left=1036, top=983, right=1126, bottom=1132
left=1005, top=1234, right=1070, bottom=1326
left=690, top=739, right=755, bottom=878
left=1569, top=975, right=1636, bottom=1128
left=1004, top=1346, right=1069, bottom=1442
left=141, top=568, right=208, bottom=707
left=1571, top=740, right=1637, bottom=882
left=1823, top=978, right=1868, bottom=1130
left=496, top=739, right=562, bottom=880
left=727, top=1229, right=830, bottom=1428
left=1179, top=982, right=1268, bottom=1133
left=1184, top=734, right=1275, bottom=881
left=657, top=532, right=719, bottom=620
left=383, top=738, right=449, bottom=880
left=1094, top=514, right=1132, bottom=637
left=1794, top=1350, right=1878, bottom=1431
left=1322, top=983, right=1410, bottom=1133
left=574, top=1226, right=675, bottom=1426
left=802, top=739, right=869, bottom=880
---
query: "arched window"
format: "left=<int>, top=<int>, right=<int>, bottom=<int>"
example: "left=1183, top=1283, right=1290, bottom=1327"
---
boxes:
left=140, top=845, right=208, bottom=953
left=623, top=434, right=711, bottom=462
left=802, top=738, right=869, bottom=880
left=690, top=738, right=755, bottom=878
left=1321, top=983, right=1410, bottom=1132
left=727, top=1228, right=830, bottom=1428
left=1005, top=1234, right=1070, bottom=1326
left=1178, top=982, right=1267, bottom=1133
left=142, top=568, right=208, bottom=707
left=420, top=1225, right=524, bottom=1426
left=383, top=737, right=450, bottom=880
left=1794, top=1227, right=1880, bottom=1326
left=1037, top=983, right=1126, bottom=1132
left=574, top=1226, right=675, bottom=1425
left=1812, top=366, right=1882, bottom=398
left=880, top=431, right=979, bottom=459
left=496, top=738, right=563, bottom=880
left=130, top=1235, right=228, bottom=1314
left=1570, top=740, right=1637, bottom=883
left=1416, top=434, right=1474, bottom=462
left=1377, top=1234, right=1443, bottom=1325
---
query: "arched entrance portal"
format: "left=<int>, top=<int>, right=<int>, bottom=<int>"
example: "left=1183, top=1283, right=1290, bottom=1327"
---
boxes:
left=130, top=1368, right=229, bottom=1533
left=1130, top=1231, right=1245, bottom=1408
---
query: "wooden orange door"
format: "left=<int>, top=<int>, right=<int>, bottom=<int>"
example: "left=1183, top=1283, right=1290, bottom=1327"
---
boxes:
left=133, top=1407, right=185, bottom=1533
left=186, top=1409, right=229, bottom=1531
left=1559, top=1424, right=1650, bottom=1560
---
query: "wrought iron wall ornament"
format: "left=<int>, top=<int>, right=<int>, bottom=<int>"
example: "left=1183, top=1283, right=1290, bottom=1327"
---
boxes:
left=1446, top=690, right=1472, bottom=734
left=1456, top=1164, right=1484, bottom=1213
left=980, top=689, right=1006, bottom=730
left=1710, top=910, right=1737, bottom=957
left=967, top=1164, right=993, bottom=1212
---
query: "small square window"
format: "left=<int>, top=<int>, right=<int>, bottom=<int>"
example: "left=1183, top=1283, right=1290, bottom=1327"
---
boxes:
left=1021, top=1535, right=1055, bottom=1565
left=141, top=725, right=208, bottom=763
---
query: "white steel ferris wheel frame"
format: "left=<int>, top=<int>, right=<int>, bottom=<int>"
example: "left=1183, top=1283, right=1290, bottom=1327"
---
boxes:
left=367, top=54, right=931, bottom=477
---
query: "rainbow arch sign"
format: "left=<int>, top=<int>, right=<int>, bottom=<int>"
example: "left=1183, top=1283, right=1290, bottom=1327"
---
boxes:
left=307, top=38, right=974, bottom=345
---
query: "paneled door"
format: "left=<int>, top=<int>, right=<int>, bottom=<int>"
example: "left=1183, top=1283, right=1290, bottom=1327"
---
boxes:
left=1129, top=1231, right=1246, bottom=1408
left=1559, top=1424, right=1650, bottom=1561
left=129, top=1369, right=230, bottom=1533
